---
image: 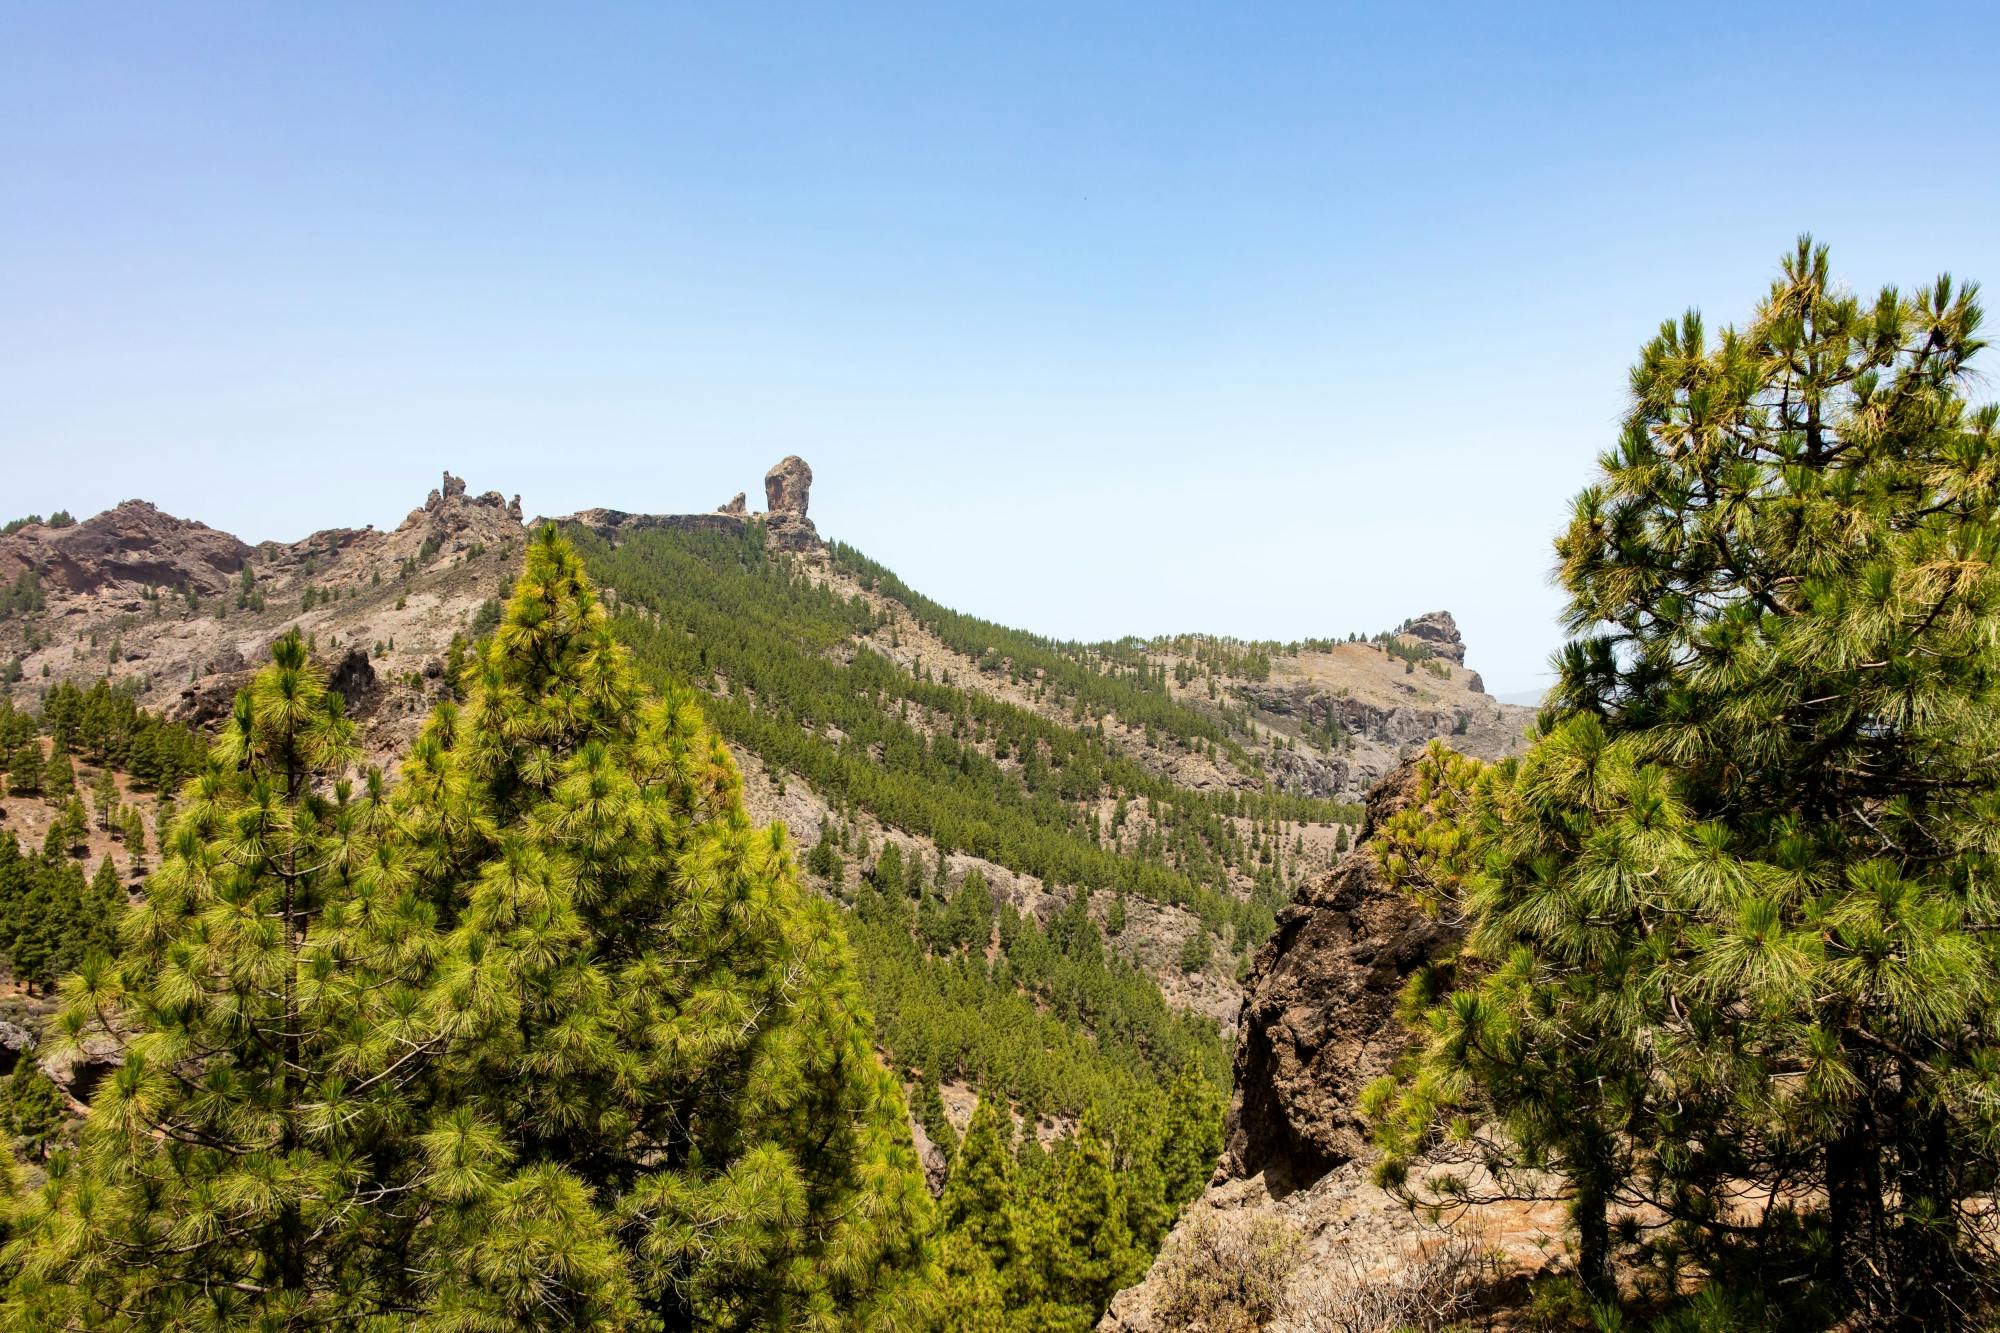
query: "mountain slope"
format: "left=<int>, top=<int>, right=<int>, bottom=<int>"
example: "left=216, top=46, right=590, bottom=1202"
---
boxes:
left=0, top=458, right=1529, bottom=1248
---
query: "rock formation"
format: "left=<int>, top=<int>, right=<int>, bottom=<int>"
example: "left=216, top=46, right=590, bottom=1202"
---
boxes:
left=0, top=500, right=252, bottom=597
left=564, top=457, right=823, bottom=553
left=761, top=455, right=819, bottom=551
left=1399, top=609, right=1465, bottom=663
left=1223, top=760, right=1452, bottom=1192
left=1102, top=756, right=1567, bottom=1330
left=764, top=455, right=811, bottom=515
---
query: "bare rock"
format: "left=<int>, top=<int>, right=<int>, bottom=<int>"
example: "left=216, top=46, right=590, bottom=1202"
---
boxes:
left=40, top=1031, right=123, bottom=1108
left=508, top=494, right=523, bottom=521
left=1399, top=610, right=1465, bottom=664
left=1102, top=756, right=1566, bottom=1331
left=1224, top=757, right=1453, bottom=1194
left=761, top=457, right=821, bottom=552
left=0, top=1020, right=34, bottom=1076
left=175, top=670, right=252, bottom=727
left=720, top=492, right=748, bottom=515
left=0, top=500, right=252, bottom=597
left=326, top=647, right=379, bottom=716
left=764, top=456, right=812, bottom=515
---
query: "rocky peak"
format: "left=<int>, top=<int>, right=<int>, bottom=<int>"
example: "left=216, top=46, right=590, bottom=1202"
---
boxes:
left=764, top=455, right=812, bottom=516
left=0, top=499, right=252, bottom=597
left=399, top=472, right=525, bottom=544
left=720, top=492, right=748, bottom=515
left=761, top=456, right=820, bottom=551
left=1398, top=609, right=1465, bottom=664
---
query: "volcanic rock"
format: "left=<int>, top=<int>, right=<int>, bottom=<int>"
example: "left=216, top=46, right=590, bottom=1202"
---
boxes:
left=0, top=501, right=252, bottom=598
left=1399, top=610, right=1466, bottom=664
left=1224, top=758, right=1454, bottom=1193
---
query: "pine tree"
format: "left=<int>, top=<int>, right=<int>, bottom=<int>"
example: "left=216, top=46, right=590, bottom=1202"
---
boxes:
left=39, top=748, right=73, bottom=805
left=393, top=527, right=939, bottom=1329
left=5, top=631, right=453, bottom=1325
left=119, top=805, right=146, bottom=875
left=90, top=763, right=119, bottom=831
left=938, top=1095, right=1017, bottom=1332
left=1050, top=1104, right=1140, bottom=1319
left=4, top=738, right=40, bottom=797
left=54, top=798, right=87, bottom=858
left=1368, top=242, right=2000, bottom=1326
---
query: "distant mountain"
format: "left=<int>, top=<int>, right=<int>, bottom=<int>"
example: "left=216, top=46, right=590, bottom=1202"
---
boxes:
left=1495, top=686, right=1549, bottom=708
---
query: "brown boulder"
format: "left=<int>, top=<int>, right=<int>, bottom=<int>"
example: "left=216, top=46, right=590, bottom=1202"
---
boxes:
left=761, top=457, right=821, bottom=552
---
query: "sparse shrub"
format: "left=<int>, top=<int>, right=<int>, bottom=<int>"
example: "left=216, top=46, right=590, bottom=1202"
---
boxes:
left=1154, top=1209, right=1300, bottom=1332
left=1281, top=1232, right=1494, bottom=1333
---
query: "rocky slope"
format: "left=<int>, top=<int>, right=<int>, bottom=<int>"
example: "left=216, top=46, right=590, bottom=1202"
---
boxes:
left=1100, top=759, right=1566, bottom=1331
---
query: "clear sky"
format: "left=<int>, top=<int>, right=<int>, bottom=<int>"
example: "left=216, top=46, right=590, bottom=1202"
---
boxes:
left=5, top=3, right=1997, bottom=695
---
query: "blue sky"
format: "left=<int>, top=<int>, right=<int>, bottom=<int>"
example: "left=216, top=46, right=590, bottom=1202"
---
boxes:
left=5, top=3, right=1997, bottom=694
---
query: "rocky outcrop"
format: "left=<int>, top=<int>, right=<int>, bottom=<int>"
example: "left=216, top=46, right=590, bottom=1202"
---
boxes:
left=0, top=500, right=252, bottom=597
left=326, top=647, right=380, bottom=716
left=1398, top=610, right=1465, bottom=664
left=397, top=471, right=524, bottom=557
left=562, top=458, right=823, bottom=553
left=764, top=455, right=811, bottom=515
left=762, top=456, right=819, bottom=551
left=1224, top=760, right=1450, bottom=1192
left=1103, top=756, right=1567, bottom=1330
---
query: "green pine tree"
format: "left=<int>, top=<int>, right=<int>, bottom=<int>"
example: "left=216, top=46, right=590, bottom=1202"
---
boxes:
left=394, top=527, right=939, bottom=1329
left=5, top=631, right=452, bottom=1325
left=39, top=749, right=73, bottom=805
left=1367, top=241, right=2000, bottom=1327
left=90, top=764, right=119, bottom=832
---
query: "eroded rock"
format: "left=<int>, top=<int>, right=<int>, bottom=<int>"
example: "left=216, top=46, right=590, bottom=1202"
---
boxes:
left=1399, top=610, right=1465, bottom=663
left=1224, top=759, right=1452, bottom=1193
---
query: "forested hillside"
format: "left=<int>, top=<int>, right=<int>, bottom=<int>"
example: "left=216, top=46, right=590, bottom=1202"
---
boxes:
left=0, top=463, right=1526, bottom=1328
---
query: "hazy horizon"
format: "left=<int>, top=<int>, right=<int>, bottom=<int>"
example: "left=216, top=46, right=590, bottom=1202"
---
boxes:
left=7, top=3, right=1998, bottom=695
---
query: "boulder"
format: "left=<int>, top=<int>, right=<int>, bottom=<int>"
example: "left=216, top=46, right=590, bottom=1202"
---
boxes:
left=326, top=646, right=379, bottom=716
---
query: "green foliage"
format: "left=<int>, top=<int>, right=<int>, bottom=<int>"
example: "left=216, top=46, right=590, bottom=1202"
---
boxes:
left=573, top=525, right=1349, bottom=936
left=0, top=571, right=43, bottom=621
left=0, top=830, right=116, bottom=993
left=38, top=750, right=72, bottom=804
left=0, top=1064, right=66, bottom=1161
left=3, top=629, right=442, bottom=1324
left=390, top=527, right=939, bottom=1328
left=833, top=547, right=1257, bottom=769
left=1369, top=242, right=2000, bottom=1328
left=937, top=1078, right=1220, bottom=1331
left=6, top=536, right=943, bottom=1328
left=35, top=678, right=206, bottom=791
